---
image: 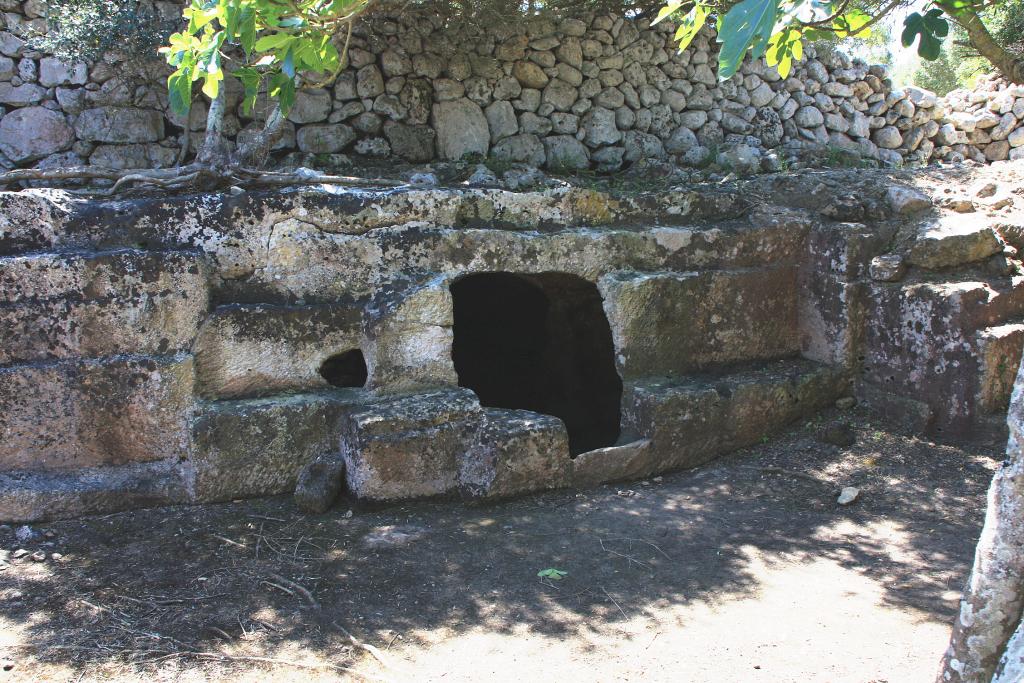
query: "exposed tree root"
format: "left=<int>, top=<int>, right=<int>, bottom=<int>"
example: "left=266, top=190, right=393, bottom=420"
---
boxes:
left=0, top=163, right=406, bottom=196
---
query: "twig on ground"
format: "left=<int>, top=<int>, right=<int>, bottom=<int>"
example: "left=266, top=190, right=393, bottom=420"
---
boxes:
left=267, top=573, right=318, bottom=608
left=210, top=533, right=247, bottom=550
left=108, top=624, right=192, bottom=650
left=598, top=538, right=653, bottom=570
left=208, top=626, right=234, bottom=642
left=118, top=593, right=229, bottom=607
left=739, top=465, right=834, bottom=486
left=332, top=622, right=398, bottom=672
left=78, top=599, right=111, bottom=613
left=601, top=586, right=629, bottom=621
left=261, top=580, right=297, bottom=600
left=599, top=536, right=672, bottom=561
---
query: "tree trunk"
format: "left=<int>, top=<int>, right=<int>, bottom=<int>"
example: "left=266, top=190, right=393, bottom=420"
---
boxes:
left=937, top=362, right=1024, bottom=682
left=994, top=616, right=1024, bottom=681
left=234, top=104, right=285, bottom=168
left=196, top=90, right=231, bottom=168
left=937, top=2, right=1024, bottom=84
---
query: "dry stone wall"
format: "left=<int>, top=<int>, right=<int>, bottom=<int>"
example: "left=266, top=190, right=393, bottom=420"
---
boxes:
left=1, top=2, right=1021, bottom=174
left=938, top=74, right=1024, bottom=163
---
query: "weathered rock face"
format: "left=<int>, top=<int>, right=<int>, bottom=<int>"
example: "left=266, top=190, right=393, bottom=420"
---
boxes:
left=622, top=360, right=848, bottom=472
left=0, top=106, right=74, bottom=162
left=73, top=107, right=164, bottom=144
left=600, top=267, right=801, bottom=379
left=3, top=4, right=1018, bottom=172
left=0, top=249, right=210, bottom=364
left=294, top=455, right=347, bottom=513
left=461, top=409, right=571, bottom=499
left=906, top=214, right=1003, bottom=269
left=2, top=163, right=1024, bottom=521
left=191, top=391, right=365, bottom=502
left=432, top=99, right=489, bottom=160
left=0, top=355, right=195, bottom=472
left=342, top=389, right=482, bottom=501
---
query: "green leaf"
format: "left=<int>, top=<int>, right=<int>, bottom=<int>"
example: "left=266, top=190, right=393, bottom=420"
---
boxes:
left=185, top=5, right=218, bottom=33
left=281, top=46, right=296, bottom=77
left=254, top=32, right=293, bottom=52
left=537, top=568, right=568, bottom=580
left=330, top=0, right=365, bottom=12
left=321, top=41, right=340, bottom=71
left=168, top=68, right=193, bottom=117
left=832, top=9, right=872, bottom=38
left=672, top=4, right=709, bottom=53
left=902, top=9, right=948, bottom=61
left=235, top=66, right=261, bottom=115
left=239, top=6, right=257, bottom=55
left=201, top=68, right=222, bottom=99
left=802, top=28, right=832, bottom=42
left=944, top=0, right=978, bottom=17
left=653, top=1, right=683, bottom=26
left=926, top=8, right=949, bottom=37
left=269, top=71, right=296, bottom=114
left=765, top=27, right=803, bottom=78
left=199, top=37, right=223, bottom=100
left=717, top=0, right=780, bottom=80
left=224, top=0, right=241, bottom=39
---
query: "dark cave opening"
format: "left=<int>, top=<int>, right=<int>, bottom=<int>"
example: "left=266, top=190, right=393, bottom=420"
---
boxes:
left=451, top=272, right=622, bottom=455
left=319, top=349, right=368, bottom=388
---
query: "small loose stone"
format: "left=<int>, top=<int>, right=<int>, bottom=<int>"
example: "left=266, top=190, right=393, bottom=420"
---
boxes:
left=837, top=486, right=860, bottom=505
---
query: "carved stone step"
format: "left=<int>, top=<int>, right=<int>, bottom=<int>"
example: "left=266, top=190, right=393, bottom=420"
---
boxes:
left=907, top=213, right=1004, bottom=271
left=0, top=353, right=195, bottom=472
left=0, top=248, right=209, bottom=364
left=622, top=359, right=849, bottom=474
left=0, top=460, right=189, bottom=523
left=190, top=389, right=368, bottom=503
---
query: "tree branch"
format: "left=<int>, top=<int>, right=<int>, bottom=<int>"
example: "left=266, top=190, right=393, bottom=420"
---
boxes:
left=936, top=0, right=1024, bottom=84
left=0, top=163, right=406, bottom=196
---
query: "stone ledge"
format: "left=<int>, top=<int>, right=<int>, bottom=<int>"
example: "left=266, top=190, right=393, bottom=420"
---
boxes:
left=571, top=438, right=652, bottom=489
left=0, top=461, right=189, bottom=523
left=600, top=267, right=801, bottom=379
left=0, top=354, right=195, bottom=471
left=190, top=389, right=368, bottom=503
left=907, top=214, right=1004, bottom=270
left=341, top=388, right=482, bottom=502
left=194, top=302, right=364, bottom=400
left=623, top=359, right=849, bottom=473
left=459, top=408, right=571, bottom=499
left=0, top=249, right=209, bottom=364
left=863, top=279, right=1024, bottom=435
left=976, top=323, right=1024, bottom=414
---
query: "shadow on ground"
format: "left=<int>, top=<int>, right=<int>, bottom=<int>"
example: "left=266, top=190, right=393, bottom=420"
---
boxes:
left=0, top=407, right=1000, bottom=680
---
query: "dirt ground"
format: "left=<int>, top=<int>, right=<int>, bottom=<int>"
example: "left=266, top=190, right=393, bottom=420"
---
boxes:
left=0, top=406, right=1001, bottom=682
